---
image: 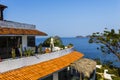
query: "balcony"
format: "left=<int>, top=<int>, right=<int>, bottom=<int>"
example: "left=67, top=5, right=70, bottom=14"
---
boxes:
left=0, top=48, right=73, bottom=73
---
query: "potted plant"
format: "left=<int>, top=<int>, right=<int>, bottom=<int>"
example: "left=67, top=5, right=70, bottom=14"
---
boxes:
left=11, top=48, right=16, bottom=59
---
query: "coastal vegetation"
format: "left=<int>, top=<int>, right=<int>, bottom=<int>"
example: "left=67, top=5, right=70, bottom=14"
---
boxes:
left=89, top=28, right=120, bottom=60
left=89, top=28, right=120, bottom=78
left=95, top=59, right=120, bottom=80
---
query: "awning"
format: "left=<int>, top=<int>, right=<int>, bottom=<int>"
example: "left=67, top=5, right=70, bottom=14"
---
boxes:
left=0, top=27, right=47, bottom=36
left=0, top=51, right=83, bottom=80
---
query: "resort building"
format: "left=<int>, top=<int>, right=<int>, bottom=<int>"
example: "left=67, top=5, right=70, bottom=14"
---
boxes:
left=0, top=4, right=96, bottom=80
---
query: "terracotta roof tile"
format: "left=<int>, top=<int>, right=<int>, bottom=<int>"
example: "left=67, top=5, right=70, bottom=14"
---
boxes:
left=0, top=51, right=83, bottom=80
left=0, top=27, right=47, bottom=36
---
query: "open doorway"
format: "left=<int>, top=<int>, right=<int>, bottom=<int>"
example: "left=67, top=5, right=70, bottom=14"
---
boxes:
left=0, top=36, right=22, bottom=59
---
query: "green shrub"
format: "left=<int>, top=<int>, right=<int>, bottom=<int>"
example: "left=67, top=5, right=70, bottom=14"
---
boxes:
left=94, top=59, right=101, bottom=65
left=96, top=74, right=103, bottom=80
left=59, top=45, right=65, bottom=49
left=38, top=43, right=43, bottom=54
left=68, top=43, right=74, bottom=48
left=96, top=68, right=103, bottom=73
left=112, top=76, right=120, bottom=80
left=96, top=64, right=120, bottom=79
left=42, top=36, right=63, bottom=47
left=24, top=49, right=34, bottom=56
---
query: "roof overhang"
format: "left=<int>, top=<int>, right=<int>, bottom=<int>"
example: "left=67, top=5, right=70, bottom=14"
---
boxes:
left=0, top=27, right=47, bottom=36
left=0, top=51, right=83, bottom=80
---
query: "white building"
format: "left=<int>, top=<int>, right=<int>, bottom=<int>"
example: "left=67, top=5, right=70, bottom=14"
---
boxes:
left=0, top=4, right=96, bottom=80
left=0, top=4, right=47, bottom=59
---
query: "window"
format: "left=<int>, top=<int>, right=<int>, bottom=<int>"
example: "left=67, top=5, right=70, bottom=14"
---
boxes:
left=27, top=36, right=35, bottom=47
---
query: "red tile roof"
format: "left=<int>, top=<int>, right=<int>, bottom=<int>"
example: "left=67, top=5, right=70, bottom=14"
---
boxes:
left=0, top=51, right=83, bottom=80
left=0, top=27, right=47, bottom=36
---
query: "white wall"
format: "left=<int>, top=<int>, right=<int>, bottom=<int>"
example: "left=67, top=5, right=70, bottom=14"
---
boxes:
left=22, top=35, right=27, bottom=51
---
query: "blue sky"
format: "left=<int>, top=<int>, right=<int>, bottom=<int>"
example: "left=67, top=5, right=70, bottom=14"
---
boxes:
left=1, top=0, right=120, bottom=37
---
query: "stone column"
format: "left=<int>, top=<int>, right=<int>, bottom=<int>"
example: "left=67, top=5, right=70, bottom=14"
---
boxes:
left=53, top=72, right=58, bottom=80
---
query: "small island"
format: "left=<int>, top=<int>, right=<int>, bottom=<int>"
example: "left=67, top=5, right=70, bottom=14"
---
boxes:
left=76, top=35, right=84, bottom=38
left=76, top=35, right=91, bottom=38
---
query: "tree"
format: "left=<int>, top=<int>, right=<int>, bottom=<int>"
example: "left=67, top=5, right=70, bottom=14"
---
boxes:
left=89, top=28, right=120, bottom=60
left=42, top=36, right=63, bottom=47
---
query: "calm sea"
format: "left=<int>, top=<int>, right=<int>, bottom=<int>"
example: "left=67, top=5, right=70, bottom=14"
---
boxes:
left=36, top=37, right=120, bottom=67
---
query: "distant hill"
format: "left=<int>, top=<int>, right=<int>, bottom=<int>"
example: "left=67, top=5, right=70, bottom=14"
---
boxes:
left=86, top=35, right=91, bottom=38
left=76, top=36, right=84, bottom=38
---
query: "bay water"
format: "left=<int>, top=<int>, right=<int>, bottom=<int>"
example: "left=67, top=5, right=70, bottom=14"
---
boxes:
left=36, top=37, right=120, bottom=67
